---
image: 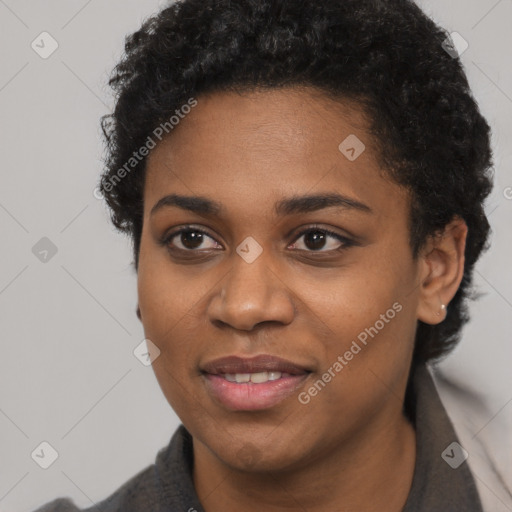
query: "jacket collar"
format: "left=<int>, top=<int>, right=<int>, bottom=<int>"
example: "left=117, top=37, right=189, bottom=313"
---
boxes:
left=402, top=363, right=483, bottom=511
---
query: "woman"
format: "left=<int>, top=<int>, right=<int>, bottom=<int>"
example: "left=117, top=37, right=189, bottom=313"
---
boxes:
left=35, top=0, right=501, bottom=510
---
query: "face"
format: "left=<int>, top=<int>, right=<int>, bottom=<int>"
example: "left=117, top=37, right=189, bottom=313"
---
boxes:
left=137, top=87, right=424, bottom=472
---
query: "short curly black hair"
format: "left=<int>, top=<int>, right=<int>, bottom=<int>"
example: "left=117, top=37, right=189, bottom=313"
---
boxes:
left=98, top=0, right=493, bottom=366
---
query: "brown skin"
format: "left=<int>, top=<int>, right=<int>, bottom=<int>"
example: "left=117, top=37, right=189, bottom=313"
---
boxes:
left=137, top=86, right=467, bottom=512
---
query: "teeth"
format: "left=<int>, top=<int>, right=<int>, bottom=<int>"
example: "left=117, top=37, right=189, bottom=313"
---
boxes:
left=223, top=371, right=283, bottom=383
left=250, top=372, right=270, bottom=383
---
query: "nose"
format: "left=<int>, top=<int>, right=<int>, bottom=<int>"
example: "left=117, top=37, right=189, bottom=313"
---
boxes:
left=208, top=251, right=295, bottom=332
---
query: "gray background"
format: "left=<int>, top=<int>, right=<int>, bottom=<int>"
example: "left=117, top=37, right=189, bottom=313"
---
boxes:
left=0, top=1, right=511, bottom=510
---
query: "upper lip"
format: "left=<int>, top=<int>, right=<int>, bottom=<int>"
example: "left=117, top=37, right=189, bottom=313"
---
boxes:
left=201, top=355, right=311, bottom=375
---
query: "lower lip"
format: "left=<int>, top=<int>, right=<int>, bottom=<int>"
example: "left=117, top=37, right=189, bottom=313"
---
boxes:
left=203, top=373, right=310, bottom=411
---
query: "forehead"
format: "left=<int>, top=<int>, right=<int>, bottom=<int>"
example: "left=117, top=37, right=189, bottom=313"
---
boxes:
left=148, top=86, right=373, bottom=164
left=143, top=87, right=406, bottom=220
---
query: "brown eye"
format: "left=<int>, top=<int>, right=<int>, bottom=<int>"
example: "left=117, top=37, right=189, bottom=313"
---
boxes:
left=180, top=230, right=204, bottom=249
left=164, top=228, right=222, bottom=252
left=303, top=230, right=328, bottom=250
left=291, top=227, right=352, bottom=253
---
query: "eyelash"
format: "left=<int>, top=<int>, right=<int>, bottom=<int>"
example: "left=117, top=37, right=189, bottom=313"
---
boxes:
left=159, top=224, right=355, bottom=256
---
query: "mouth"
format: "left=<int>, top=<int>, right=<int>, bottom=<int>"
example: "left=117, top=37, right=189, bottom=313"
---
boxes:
left=201, top=354, right=311, bottom=375
left=200, top=354, right=312, bottom=411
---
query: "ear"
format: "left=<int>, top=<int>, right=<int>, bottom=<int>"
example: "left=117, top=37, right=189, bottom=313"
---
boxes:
left=416, top=217, right=468, bottom=325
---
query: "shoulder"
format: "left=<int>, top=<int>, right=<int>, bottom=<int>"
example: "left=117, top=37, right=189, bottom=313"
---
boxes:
left=431, top=366, right=512, bottom=512
left=32, top=499, right=82, bottom=512
left=31, top=426, right=189, bottom=512
left=31, top=463, right=160, bottom=512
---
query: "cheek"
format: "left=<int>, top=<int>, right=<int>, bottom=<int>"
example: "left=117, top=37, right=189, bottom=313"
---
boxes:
left=137, top=263, right=203, bottom=418
left=137, top=243, right=205, bottom=337
left=137, top=269, right=195, bottom=388
left=297, top=298, right=414, bottom=434
left=305, top=248, right=417, bottom=383
left=303, top=260, right=408, bottom=337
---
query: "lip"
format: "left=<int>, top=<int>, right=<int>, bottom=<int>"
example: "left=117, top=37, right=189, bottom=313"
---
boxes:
left=201, top=354, right=311, bottom=375
left=201, top=354, right=312, bottom=411
left=203, top=373, right=310, bottom=411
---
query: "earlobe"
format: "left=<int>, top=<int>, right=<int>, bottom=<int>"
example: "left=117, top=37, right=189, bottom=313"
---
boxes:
left=416, top=217, right=467, bottom=325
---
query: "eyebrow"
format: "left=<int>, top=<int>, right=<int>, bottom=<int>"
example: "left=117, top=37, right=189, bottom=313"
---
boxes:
left=150, top=192, right=373, bottom=218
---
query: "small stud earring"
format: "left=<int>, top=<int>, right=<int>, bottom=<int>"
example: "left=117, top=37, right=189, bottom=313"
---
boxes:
left=436, top=304, right=446, bottom=316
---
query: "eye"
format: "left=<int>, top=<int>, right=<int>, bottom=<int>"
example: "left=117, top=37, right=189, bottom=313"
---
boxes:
left=289, top=226, right=354, bottom=253
left=162, top=227, right=222, bottom=252
left=160, top=225, right=354, bottom=256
